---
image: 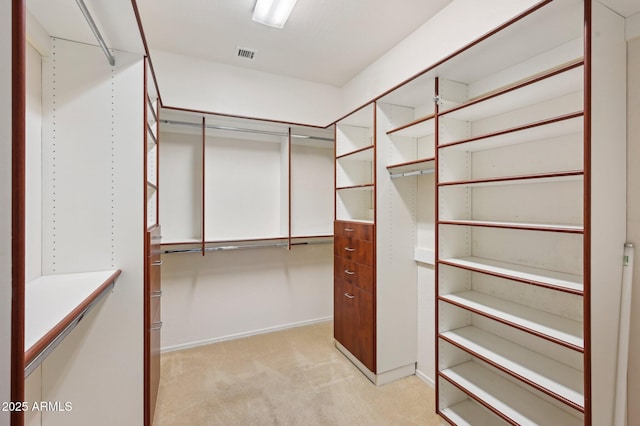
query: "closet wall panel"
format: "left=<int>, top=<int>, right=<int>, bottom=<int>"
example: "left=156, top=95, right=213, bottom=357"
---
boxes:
left=36, top=38, right=144, bottom=426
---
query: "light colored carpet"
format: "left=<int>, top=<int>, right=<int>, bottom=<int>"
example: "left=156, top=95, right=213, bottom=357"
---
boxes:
left=154, top=321, right=442, bottom=426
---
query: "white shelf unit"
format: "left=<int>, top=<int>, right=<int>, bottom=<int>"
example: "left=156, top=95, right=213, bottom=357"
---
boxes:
left=145, top=60, right=160, bottom=230
left=335, top=104, right=375, bottom=223
left=430, top=1, right=628, bottom=424
left=160, top=109, right=335, bottom=252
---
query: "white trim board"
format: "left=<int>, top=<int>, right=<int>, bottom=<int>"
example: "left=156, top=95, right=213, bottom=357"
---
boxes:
left=160, top=316, right=333, bottom=353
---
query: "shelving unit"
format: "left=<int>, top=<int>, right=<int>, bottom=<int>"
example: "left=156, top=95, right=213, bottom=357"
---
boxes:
left=430, top=1, right=627, bottom=424
left=335, top=104, right=375, bottom=223
left=159, top=108, right=335, bottom=254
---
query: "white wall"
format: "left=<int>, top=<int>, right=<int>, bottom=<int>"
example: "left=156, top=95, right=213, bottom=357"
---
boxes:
left=160, top=244, right=333, bottom=351
left=339, top=0, right=539, bottom=116
left=0, top=0, right=13, bottom=424
left=151, top=49, right=342, bottom=126
left=626, top=34, right=640, bottom=426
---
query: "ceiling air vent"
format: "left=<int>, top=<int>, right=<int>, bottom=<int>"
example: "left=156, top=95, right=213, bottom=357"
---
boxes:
left=236, top=47, right=257, bottom=60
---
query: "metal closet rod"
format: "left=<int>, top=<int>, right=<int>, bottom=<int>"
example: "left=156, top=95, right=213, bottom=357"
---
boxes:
left=75, top=0, right=116, bottom=66
left=163, top=239, right=334, bottom=254
left=160, top=119, right=334, bottom=142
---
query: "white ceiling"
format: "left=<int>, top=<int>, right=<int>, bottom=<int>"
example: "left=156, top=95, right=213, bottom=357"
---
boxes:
left=26, top=0, right=640, bottom=89
left=134, top=0, right=453, bottom=87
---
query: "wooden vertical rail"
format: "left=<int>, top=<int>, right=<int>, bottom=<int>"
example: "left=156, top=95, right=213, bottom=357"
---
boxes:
left=288, top=127, right=292, bottom=250
left=143, top=58, right=151, bottom=426
left=201, top=117, right=206, bottom=256
left=582, top=0, right=592, bottom=424
left=11, top=0, right=26, bottom=424
left=334, top=125, right=337, bottom=221
left=372, top=103, right=377, bottom=372
left=433, top=76, right=440, bottom=416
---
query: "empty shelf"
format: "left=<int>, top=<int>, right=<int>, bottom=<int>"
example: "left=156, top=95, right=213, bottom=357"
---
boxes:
left=439, top=290, right=583, bottom=351
left=439, top=256, right=583, bottom=294
left=440, top=400, right=508, bottom=426
left=439, top=219, right=583, bottom=234
left=438, top=170, right=583, bottom=188
left=440, top=326, right=584, bottom=410
left=440, top=361, right=583, bottom=426
left=25, top=270, right=120, bottom=376
left=387, top=115, right=435, bottom=138
left=387, top=157, right=435, bottom=178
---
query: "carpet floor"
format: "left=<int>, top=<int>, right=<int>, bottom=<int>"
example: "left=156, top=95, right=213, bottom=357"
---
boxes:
left=154, top=321, right=442, bottom=426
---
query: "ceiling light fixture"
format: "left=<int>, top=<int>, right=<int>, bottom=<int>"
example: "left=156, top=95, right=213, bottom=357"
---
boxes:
left=252, top=0, right=299, bottom=29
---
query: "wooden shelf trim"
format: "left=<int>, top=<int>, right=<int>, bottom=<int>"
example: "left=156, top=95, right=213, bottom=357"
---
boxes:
left=336, top=183, right=375, bottom=191
left=439, top=256, right=583, bottom=294
left=147, top=95, right=158, bottom=124
left=439, top=290, right=584, bottom=351
left=439, top=59, right=584, bottom=119
left=336, top=144, right=374, bottom=160
left=438, top=219, right=583, bottom=234
left=24, top=270, right=121, bottom=376
left=147, top=123, right=157, bottom=145
left=439, top=362, right=583, bottom=426
left=440, top=326, right=584, bottom=411
left=386, top=113, right=435, bottom=136
left=438, top=111, right=584, bottom=150
left=387, top=157, right=435, bottom=177
left=438, top=170, right=584, bottom=188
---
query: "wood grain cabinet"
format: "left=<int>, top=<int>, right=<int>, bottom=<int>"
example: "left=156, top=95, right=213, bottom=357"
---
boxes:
left=333, top=220, right=375, bottom=372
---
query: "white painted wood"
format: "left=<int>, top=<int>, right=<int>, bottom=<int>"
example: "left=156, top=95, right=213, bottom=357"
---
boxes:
left=0, top=0, right=12, bottom=420
left=25, top=271, right=117, bottom=350
left=39, top=37, right=144, bottom=426
left=440, top=400, right=508, bottom=426
left=590, top=3, right=628, bottom=425
left=441, top=326, right=584, bottom=407
left=440, top=361, right=583, bottom=426
left=440, top=257, right=583, bottom=293
left=415, top=248, right=435, bottom=265
left=26, top=43, right=42, bottom=282
left=440, top=291, right=583, bottom=349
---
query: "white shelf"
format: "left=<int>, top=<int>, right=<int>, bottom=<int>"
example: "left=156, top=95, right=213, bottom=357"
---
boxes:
left=439, top=290, right=583, bottom=350
left=414, top=247, right=435, bottom=265
left=388, top=116, right=435, bottom=138
left=438, top=170, right=583, bottom=188
left=441, top=326, right=584, bottom=409
left=440, top=361, right=582, bottom=426
left=336, top=145, right=374, bottom=161
left=25, top=270, right=120, bottom=375
left=440, top=400, right=508, bottom=426
left=440, top=256, right=583, bottom=294
left=440, top=112, right=583, bottom=152
left=440, top=65, right=583, bottom=123
left=439, top=219, right=583, bottom=234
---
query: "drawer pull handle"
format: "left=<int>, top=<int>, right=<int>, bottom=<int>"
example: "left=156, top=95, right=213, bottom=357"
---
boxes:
left=344, top=293, right=355, bottom=299
left=150, top=321, right=163, bottom=331
left=344, top=270, right=355, bottom=275
left=344, top=228, right=354, bottom=232
left=344, top=247, right=355, bottom=252
left=152, top=260, right=163, bottom=266
left=152, top=290, right=163, bottom=298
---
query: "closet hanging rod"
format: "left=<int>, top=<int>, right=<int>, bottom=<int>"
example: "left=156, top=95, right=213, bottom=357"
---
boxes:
left=390, top=168, right=435, bottom=179
left=75, top=0, right=116, bottom=66
left=163, top=239, right=334, bottom=254
left=160, top=119, right=334, bottom=142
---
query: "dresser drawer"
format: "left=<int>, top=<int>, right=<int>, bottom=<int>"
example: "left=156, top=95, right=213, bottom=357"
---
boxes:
left=335, top=236, right=373, bottom=266
left=334, top=220, right=373, bottom=242
left=334, top=256, right=373, bottom=293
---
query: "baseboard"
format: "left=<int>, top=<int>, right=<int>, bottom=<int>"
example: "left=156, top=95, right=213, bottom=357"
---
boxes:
left=415, top=368, right=435, bottom=388
left=161, top=316, right=333, bottom=354
left=335, top=341, right=416, bottom=386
